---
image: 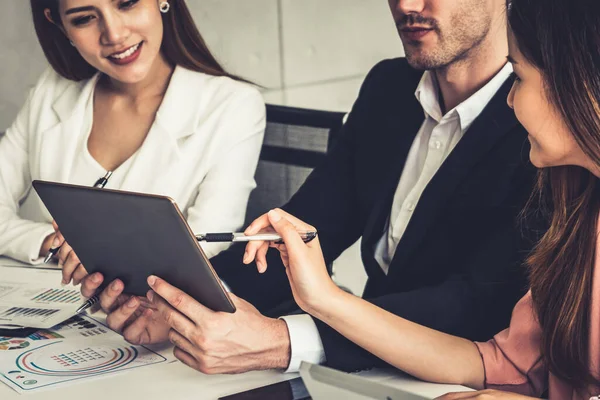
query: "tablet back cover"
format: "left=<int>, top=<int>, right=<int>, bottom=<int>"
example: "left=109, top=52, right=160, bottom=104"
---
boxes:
left=33, top=180, right=235, bottom=313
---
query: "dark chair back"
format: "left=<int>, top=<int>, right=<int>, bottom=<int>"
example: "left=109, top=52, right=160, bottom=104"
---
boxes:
left=245, top=104, right=346, bottom=225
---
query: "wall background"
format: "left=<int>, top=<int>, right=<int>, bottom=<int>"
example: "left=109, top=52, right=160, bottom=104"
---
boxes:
left=0, top=0, right=404, bottom=294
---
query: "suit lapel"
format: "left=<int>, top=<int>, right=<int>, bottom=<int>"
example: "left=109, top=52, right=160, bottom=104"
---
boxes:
left=38, top=75, right=100, bottom=183
left=386, top=79, right=518, bottom=279
left=113, top=66, right=202, bottom=194
left=360, top=83, right=425, bottom=279
left=361, top=115, right=422, bottom=248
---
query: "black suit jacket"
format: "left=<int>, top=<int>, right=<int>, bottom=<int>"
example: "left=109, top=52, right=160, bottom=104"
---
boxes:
left=211, top=58, right=538, bottom=372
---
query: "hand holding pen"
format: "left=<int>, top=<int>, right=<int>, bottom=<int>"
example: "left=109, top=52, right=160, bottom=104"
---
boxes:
left=243, top=208, right=320, bottom=274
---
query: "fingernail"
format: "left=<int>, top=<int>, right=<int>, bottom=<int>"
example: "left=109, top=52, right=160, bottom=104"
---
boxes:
left=91, top=273, right=101, bottom=283
left=243, top=251, right=250, bottom=264
left=127, top=297, right=138, bottom=308
left=268, top=209, right=281, bottom=222
left=256, top=260, right=263, bottom=271
left=147, top=276, right=156, bottom=287
left=52, top=237, right=60, bottom=248
left=147, top=290, right=154, bottom=301
left=111, top=280, right=121, bottom=291
left=61, top=280, right=67, bottom=287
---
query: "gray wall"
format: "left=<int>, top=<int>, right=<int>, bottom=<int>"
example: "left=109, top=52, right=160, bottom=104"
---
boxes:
left=0, top=0, right=402, bottom=130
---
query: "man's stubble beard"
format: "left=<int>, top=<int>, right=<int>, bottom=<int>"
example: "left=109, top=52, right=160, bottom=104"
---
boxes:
left=401, top=11, right=492, bottom=71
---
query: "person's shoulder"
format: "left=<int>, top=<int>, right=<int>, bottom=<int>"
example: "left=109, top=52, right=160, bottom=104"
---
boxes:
left=33, top=66, right=89, bottom=95
left=23, top=66, right=95, bottom=117
left=363, top=58, right=423, bottom=87
left=175, top=67, right=262, bottom=105
left=171, top=67, right=265, bottom=136
left=351, top=58, right=422, bottom=113
left=355, top=58, right=423, bottom=106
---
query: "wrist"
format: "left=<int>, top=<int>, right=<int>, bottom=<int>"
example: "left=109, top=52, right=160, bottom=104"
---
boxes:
left=266, top=318, right=291, bottom=370
left=39, top=232, right=55, bottom=257
left=303, top=282, right=345, bottom=319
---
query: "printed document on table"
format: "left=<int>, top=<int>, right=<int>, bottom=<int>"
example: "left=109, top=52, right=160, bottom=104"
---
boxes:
left=0, top=280, right=82, bottom=330
left=0, top=314, right=174, bottom=393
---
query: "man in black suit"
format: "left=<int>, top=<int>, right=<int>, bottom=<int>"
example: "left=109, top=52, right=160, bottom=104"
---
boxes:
left=88, top=0, right=537, bottom=375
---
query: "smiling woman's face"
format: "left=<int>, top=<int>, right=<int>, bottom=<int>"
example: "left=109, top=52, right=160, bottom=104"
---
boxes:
left=53, top=0, right=166, bottom=84
left=506, top=30, right=596, bottom=173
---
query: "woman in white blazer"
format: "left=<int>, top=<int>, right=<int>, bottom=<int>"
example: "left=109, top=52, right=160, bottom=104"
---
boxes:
left=0, top=0, right=265, bottom=278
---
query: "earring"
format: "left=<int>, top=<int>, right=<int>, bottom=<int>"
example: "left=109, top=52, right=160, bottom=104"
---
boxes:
left=159, top=1, right=170, bottom=13
left=69, top=40, right=75, bottom=47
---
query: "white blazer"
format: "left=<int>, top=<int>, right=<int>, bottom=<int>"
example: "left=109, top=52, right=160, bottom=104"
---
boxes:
left=0, top=66, right=266, bottom=264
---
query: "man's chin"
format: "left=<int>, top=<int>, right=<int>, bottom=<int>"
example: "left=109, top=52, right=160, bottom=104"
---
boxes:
left=404, top=53, right=441, bottom=71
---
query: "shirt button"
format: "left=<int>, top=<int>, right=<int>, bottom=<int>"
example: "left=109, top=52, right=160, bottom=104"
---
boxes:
left=406, top=203, right=415, bottom=211
left=433, top=140, right=442, bottom=149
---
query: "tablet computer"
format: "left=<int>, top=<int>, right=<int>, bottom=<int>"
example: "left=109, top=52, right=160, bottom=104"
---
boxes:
left=299, top=362, right=429, bottom=400
left=218, top=377, right=309, bottom=400
left=33, top=180, right=235, bottom=313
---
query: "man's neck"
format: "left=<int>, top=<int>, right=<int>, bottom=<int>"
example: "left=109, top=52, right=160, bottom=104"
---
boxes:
left=434, top=29, right=508, bottom=113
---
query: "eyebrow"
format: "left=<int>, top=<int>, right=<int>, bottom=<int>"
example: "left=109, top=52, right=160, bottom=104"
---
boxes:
left=65, top=6, right=95, bottom=15
left=506, top=55, right=518, bottom=64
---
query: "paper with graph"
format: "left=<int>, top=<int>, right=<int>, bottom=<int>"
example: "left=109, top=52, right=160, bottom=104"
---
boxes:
left=0, top=281, right=83, bottom=329
left=0, top=314, right=170, bottom=393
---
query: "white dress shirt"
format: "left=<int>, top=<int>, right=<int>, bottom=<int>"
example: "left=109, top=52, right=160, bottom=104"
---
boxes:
left=0, top=65, right=266, bottom=263
left=280, top=63, right=513, bottom=372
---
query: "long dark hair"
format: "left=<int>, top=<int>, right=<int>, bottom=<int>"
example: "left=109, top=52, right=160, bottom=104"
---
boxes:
left=30, top=0, right=241, bottom=82
left=509, top=0, right=600, bottom=389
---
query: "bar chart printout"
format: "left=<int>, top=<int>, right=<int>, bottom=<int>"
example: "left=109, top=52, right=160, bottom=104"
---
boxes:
left=0, top=282, right=83, bottom=329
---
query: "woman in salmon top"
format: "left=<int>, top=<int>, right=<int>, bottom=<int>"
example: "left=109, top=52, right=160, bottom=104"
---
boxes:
left=243, top=0, right=600, bottom=398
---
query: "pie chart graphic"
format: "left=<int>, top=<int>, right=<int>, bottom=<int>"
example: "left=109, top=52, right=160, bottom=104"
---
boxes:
left=0, top=339, right=30, bottom=351
left=16, top=341, right=138, bottom=377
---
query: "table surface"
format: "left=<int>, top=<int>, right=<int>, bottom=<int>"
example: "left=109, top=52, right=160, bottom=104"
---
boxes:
left=0, top=257, right=471, bottom=399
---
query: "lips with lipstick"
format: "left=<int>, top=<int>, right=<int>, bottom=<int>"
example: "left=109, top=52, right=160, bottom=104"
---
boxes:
left=107, top=42, right=143, bottom=66
left=400, top=26, right=434, bottom=41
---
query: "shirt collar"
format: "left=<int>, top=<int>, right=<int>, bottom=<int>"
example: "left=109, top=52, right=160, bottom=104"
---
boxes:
left=415, top=71, right=443, bottom=122
left=414, top=62, right=514, bottom=131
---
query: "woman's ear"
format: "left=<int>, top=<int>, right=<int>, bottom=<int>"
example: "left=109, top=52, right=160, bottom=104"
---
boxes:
left=44, top=8, right=68, bottom=36
left=43, top=8, right=55, bottom=24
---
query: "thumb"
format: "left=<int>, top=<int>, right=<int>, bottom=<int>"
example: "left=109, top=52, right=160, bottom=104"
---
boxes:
left=267, top=209, right=305, bottom=251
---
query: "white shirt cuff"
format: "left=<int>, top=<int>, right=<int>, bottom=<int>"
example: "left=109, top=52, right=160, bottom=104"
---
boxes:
left=280, top=314, right=326, bottom=373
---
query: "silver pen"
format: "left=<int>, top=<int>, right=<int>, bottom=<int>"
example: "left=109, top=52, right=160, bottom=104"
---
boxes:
left=75, top=295, right=100, bottom=314
left=195, top=231, right=317, bottom=243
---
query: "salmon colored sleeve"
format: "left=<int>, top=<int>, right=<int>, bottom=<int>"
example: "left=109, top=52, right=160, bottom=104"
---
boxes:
left=474, top=291, right=548, bottom=396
